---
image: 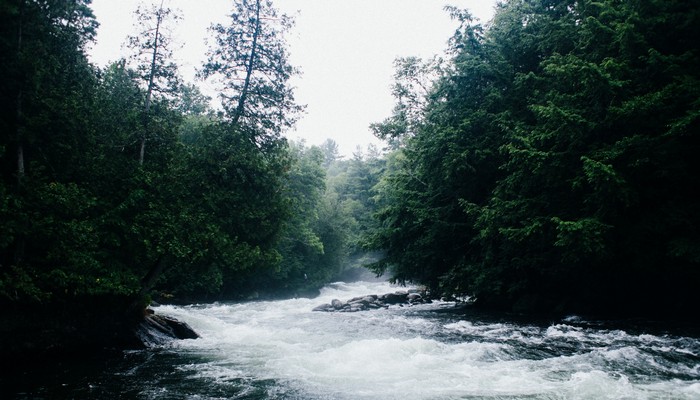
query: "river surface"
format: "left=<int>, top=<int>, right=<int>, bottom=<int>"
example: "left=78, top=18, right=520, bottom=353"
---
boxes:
left=5, top=280, right=700, bottom=399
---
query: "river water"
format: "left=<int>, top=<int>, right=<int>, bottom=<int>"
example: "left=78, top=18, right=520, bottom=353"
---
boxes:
left=6, top=280, right=700, bottom=399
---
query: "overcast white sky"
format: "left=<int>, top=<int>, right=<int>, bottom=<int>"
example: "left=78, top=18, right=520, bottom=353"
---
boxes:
left=88, top=0, right=497, bottom=157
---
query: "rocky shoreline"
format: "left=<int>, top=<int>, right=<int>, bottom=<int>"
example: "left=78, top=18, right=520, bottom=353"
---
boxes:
left=312, top=289, right=430, bottom=312
left=0, top=297, right=200, bottom=362
left=135, top=310, right=200, bottom=347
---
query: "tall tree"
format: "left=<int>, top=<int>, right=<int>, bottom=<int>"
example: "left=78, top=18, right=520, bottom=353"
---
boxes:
left=370, top=56, right=441, bottom=150
left=125, top=0, right=181, bottom=164
left=1, top=0, right=98, bottom=184
left=367, top=7, right=503, bottom=293
left=200, top=0, right=303, bottom=146
left=0, top=0, right=102, bottom=300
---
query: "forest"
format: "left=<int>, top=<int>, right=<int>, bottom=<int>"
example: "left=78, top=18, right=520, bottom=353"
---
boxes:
left=1, top=0, right=699, bottom=356
left=368, top=0, right=700, bottom=316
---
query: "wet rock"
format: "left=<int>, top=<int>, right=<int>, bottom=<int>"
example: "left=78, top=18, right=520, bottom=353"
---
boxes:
left=312, top=304, right=333, bottom=312
left=312, top=289, right=427, bottom=312
left=407, top=293, right=422, bottom=303
left=135, top=313, right=199, bottom=347
left=382, top=292, right=408, bottom=305
left=331, top=299, right=345, bottom=310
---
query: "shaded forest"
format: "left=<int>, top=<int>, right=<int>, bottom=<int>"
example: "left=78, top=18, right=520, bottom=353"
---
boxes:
left=0, top=0, right=384, bottom=354
left=1, top=0, right=699, bottom=356
left=368, top=0, right=700, bottom=316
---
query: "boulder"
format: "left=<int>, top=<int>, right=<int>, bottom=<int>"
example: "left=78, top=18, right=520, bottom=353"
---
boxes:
left=135, top=313, right=199, bottom=347
left=312, top=289, right=427, bottom=312
left=407, top=293, right=422, bottom=303
left=382, top=292, right=408, bottom=304
left=331, top=299, right=345, bottom=310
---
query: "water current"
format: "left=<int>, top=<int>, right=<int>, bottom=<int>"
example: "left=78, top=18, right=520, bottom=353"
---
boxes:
left=6, top=280, right=700, bottom=399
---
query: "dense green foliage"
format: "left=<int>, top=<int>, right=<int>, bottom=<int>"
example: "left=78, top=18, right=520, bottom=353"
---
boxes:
left=0, top=0, right=363, bottom=312
left=2, top=0, right=695, bottom=327
left=367, top=0, right=700, bottom=316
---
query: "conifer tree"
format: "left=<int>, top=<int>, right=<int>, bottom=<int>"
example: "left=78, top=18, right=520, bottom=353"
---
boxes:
left=125, top=0, right=181, bottom=164
left=200, top=0, right=302, bottom=147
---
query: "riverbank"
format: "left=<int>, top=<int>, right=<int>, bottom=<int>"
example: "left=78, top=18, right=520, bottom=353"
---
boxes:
left=2, top=280, right=700, bottom=399
left=0, top=295, right=198, bottom=363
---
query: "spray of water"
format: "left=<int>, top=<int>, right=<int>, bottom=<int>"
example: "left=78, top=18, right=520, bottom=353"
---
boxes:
left=149, top=281, right=700, bottom=400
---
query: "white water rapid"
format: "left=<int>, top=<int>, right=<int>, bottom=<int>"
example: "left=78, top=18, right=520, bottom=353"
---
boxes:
left=149, top=280, right=700, bottom=400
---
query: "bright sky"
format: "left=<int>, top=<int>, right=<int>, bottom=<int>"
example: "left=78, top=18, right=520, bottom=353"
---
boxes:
left=88, top=0, right=497, bottom=157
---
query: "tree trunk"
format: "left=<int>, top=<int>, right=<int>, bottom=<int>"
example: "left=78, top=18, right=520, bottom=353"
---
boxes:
left=16, top=3, right=25, bottom=183
left=129, top=254, right=167, bottom=314
left=231, top=0, right=261, bottom=126
left=139, top=0, right=165, bottom=165
left=138, top=254, right=166, bottom=300
left=16, top=143, right=24, bottom=182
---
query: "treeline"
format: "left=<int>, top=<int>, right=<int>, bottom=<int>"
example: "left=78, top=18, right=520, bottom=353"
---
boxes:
left=0, top=0, right=375, bottom=313
left=2, top=0, right=698, bottom=325
left=366, top=0, right=700, bottom=316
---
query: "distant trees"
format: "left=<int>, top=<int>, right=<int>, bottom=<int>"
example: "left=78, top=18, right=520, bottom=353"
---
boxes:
left=367, top=0, right=700, bottom=316
left=319, top=139, right=340, bottom=168
left=325, top=144, right=386, bottom=268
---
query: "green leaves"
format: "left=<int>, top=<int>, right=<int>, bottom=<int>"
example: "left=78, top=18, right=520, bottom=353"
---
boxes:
left=551, top=217, right=611, bottom=262
left=200, top=0, right=302, bottom=142
left=1, top=0, right=697, bottom=317
left=578, top=156, right=630, bottom=206
left=367, top=0, right=700, bottom=314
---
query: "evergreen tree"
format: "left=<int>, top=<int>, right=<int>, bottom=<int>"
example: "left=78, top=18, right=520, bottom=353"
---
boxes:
left=199, top=0, right=303, bottom=147
left=0, top=0, right=101, bottom=300
left=125, top=0, right=181, bottom=164
left=368, top=0, right=700, bottom=316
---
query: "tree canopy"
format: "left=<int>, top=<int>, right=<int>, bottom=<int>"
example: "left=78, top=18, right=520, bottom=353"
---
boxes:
left=1, top=0, right=697, bottom=329
left=367, top=0, right=700, bottom=316
left=0, top=0, right=333, bottom=309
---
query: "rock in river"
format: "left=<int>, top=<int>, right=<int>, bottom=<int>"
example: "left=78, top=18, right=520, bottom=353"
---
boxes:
left=312, top=289, right=428, bottom=313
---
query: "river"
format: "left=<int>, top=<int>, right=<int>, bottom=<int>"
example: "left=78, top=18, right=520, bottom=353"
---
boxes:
left=5, top=280, right=700, bottom=399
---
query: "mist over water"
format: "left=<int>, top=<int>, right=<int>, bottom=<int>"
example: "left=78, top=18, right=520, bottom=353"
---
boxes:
left=7, top=281, right=698, bottom=399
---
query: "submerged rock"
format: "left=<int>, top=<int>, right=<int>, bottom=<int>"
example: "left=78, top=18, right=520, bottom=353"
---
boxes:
left=312, top=303, right=333, bottom=312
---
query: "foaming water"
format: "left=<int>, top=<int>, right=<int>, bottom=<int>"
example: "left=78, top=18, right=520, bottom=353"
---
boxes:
left=134, top=281, right=699, bottom=399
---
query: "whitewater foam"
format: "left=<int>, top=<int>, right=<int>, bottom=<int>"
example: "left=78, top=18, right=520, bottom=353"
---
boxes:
left=152, top=281, right=700, bottom=400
